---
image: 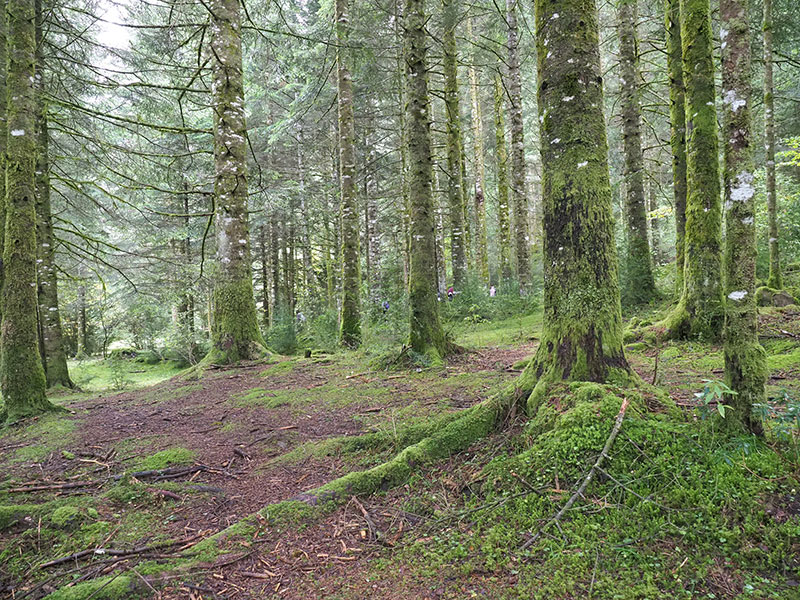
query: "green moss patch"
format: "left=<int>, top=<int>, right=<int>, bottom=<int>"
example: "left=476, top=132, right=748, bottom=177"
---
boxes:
left=135, top=447, right=196, bottom=471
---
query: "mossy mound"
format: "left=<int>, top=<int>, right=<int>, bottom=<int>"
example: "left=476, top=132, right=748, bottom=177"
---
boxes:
left=756, top=286, right=797, bottom=308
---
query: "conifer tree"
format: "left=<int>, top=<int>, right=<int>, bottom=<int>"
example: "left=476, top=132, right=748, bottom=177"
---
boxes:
left=763, top=0, right=781, bottom=290
left=494, top=71, right=512, bottom=283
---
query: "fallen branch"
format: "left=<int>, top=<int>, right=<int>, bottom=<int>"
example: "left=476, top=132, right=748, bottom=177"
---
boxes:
left=40, top=534, right=205, bottom=569
left=520, top=397, right=630, bottom=550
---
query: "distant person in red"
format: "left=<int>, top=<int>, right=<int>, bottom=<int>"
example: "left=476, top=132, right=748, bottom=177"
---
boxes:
left=447, top=286, right=455, bottom=301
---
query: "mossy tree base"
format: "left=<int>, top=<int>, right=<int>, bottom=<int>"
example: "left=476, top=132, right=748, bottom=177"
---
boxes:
left=656, top=296, right=723, bottom=341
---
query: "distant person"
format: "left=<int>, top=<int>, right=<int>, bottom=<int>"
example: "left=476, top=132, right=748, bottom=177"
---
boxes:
left=489, top=285, right=496, bottom=298
left=296, top=311, right=306, bottom=325
left=447, top=286, right=455, bottom=301
left=382, top=300, right=390, bottom=314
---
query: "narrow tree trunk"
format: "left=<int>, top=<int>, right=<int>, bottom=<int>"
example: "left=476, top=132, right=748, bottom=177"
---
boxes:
left=494, top=70, right=512, bottom=283
left=297, top=126, right=313, bottom=297
left=1, top=0, right=52, bottom=422
left=443, top=0, right=467, bottom=288
left=506, top=0, right=531, bottom=293
left=467, top=17, right=489, bottom=284
left=721, top=0, right=765, bottom=435
left=259, top=225, right=270, bottom=328
left=763, top=0, right=781, bottom=290
left=666, top=0, right=687, bottom=297
left=270, top=209, right=281, bottom=322
left=430, top=101, right=447, bottom=295
left=77, top=283, right=87, bottom=356
left=521, top=0, right=631, bottom=391
left=181, top=186, right=194, bottom=335
left=618, top=0, right=656, bottom=304
left=336, top=0, right=361, bottom=347
left=648, top=175, right=661, bottom=265
left=207, top=0, right=265, bottom=364
left=405, top=0, right=448, bottom=360
left=0, top=0, right=6, bottom=317
left=34, top=0, right=72, bottom=388
left=662, top=0, right=724, bottom=340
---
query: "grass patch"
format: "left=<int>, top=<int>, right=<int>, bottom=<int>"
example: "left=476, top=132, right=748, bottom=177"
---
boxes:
left=134, top=447, right=196, bottom=471
left=452, top=313, right=542, bottom=348
left=69, top=358, right=184, bottom=394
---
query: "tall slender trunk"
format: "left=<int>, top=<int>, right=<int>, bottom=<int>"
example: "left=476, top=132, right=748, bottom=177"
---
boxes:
left=0, top=0, right=6, bottom=318
left=77, top=282, right=87, bottom=356
left=207, top=0, right=265, bottom=363
left=506, top=0, right=531, bottom=293
left=336, top=0, right=361, bottom=347
left=396, top=0, right=411, bottom=291
left=662, top=0, right=724, bottom=340
left=618, top=0, right=656, bottom=304
left=1, top=0, right=52, bottom=422
left=648, top=175, right=661, bottom=265
left=259, top=224, right=270, bottom=328
left=666, top=0, right=687, bottom=297
left=494, top=70, right=512, bottom=283
left=443, top=0, right=467, bottom=288
left=467, top=17, right=488, bottom=284
left=721, top=0, right=765, bottom=435
left=405, top=0, right=448, bottom=360
left=297, top=126, right=313, bottom=296
left=270, top=209, right=281, bottom=321
left=430, top=100, right=447, bottom=295
left=522, top=0, right=630, bottom=391
left=763, top=0, right=781, bottom=290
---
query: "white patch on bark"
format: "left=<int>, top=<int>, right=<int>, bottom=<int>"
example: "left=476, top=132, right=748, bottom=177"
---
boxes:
left=727, top=290, right=747, bottom=301
left=10, top=129, right=24, bottom=136
left=730, top=172, right=755, bottom=202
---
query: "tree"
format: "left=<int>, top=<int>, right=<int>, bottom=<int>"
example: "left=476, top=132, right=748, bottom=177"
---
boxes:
left=1, top=0, right=53, bottom=423
left=467, top=17, right=488, bottom=284
left=206, top=0, right=266, bottom=364
left=661, top=0, right=723, bottom=340
left=443, top=0, right=467, bottom=288
left=34, top=0, right=72, bottom=388
left=618, top=0, right=656, bottom=304
left=506, top=0, right=531, bottom=293
left=721, top=0, right=765, bottom=434
left=521, top=0, right=631, bottom=388
left=494, top=70, right=512, bottom=283
left=666, top=0, right=687, bottom=297
left=763, top=0, right=781, bottom=290
left=336, top=0, right=361, bottom=347
left=405, top=0, right=448, bottom=361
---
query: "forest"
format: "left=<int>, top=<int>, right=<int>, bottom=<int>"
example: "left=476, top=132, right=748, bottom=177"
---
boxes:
left=1, top=0, right=800, bottom=597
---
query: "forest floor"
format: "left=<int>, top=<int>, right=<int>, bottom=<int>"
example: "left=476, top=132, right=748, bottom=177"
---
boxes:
left=2, top=308, right=800, bottom=599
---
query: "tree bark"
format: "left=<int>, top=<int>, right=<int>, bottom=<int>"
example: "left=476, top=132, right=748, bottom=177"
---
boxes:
left=494, top=70, right=512, bottom=283
left=467, top=17, right=489, bottom=285
left=443, top=0, right=467, bottom=288
left=506, top=0, right=531, bottom=293
left=405, top=0, right=448, bottom=360
left=721, top=0, right=765, bottom=435
left=618, top=0, right=656, bottom=304
left=34, top=0, right=72, bottom=388
left=666, top=0, right=687, bottom=297
left=336, top=0, right=361, bottom=347
left=207, top=0, right=265, bottom=364
left=662, top=0, right=724, bottom=340
left=521, top=0, right=631, bottom=388
left=763, top=0, right=781, bottom=290
left=1, top=0, right=53, bottom=422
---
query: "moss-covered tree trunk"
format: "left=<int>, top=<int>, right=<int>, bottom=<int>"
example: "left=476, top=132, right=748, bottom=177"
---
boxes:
left=666, top=0, right=687, bottom=297
left=336, top=0, right=361, bottom=347
left=0, top=0, right=6, bottom=317
left=405, top=0, right=448, bottom=361
left=207, top=0, right=265, bottom=364
left=662, top=0, right=723, bottom=340
left=259, top=225, right=270, bottom=328
left=34, top=2, right=72, bottom=388
left=763, top=0, right=781, bottom=290
left=506, top=0, right=531, bottom=293
left=521, top=0, right=631, bottom=391
left=721, top=0, right=765, bottom=435
left=618, top=0, right=656, bottom=304
left=443, top=0, right=467, bottom=289
left=430, top=100, right=447, bottom=296
left=1, top=0, right=53, bottom=423
left=494, top=70, right=512, bottom=283
left=467, top=17, right=489, bottom=285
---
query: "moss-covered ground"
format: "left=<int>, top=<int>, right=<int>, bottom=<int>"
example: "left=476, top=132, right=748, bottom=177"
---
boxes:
left=1, top=299, right=799, bottom=599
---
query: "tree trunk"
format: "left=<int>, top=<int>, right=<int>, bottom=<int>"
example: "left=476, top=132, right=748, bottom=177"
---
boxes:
left=259, top=225, right=270, bottom=328
left=430, top=101, right=447, bottom=296
left=405, top=0, right=448, bottom=360
left=467, top=17, right=488, bottom=285
left=34, top=0, right=72, bottom=388
left=506, top=0, right=531, bottom=293
left=1, top=0, right=52, bottom=422
left=336, top=0, right=361, bottom=347
left=443, top=0, right=467, bottom=289
left=0, top=0, right=6, bottom=318
left=618, top=0, right=656, bottom=304
left=494, top=70, right=512, bottom=283
left=763, top=0, right=781, bottom=290
left=521, top=0, right=631, bottom=390
left=721, top=0, right=765, bottom=435
left=270, top=209, right=281, bottom=322
left=662, top=0, right=724, bottom=340
left=666, top=0, right=687, bottom=298
left=207, top=0, right=265, bottom=364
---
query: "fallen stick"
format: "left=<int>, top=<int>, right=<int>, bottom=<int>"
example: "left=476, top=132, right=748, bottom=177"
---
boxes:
left=520, top=398, right=630, bottom=550
left=40, top=534, right=205, bottom=569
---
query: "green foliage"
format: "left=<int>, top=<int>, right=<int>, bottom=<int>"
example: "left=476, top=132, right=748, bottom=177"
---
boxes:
left=266, top=310, right=297, bottom=355
left=135, top=447, right=195, bottom=471
left=694, top=379, right=737, bottom=419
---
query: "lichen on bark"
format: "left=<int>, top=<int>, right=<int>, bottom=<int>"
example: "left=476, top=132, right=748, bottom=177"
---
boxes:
left=763, top=0, right=781, bottom=291
left=206, top=0, right=266, bottom=365
left=494, top=70, right=512, bottom=283
left=721, top=0, right=765, bottom=435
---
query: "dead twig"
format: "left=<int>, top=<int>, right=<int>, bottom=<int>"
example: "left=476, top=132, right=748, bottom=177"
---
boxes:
left=520, top=398, right=630, bottom=550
